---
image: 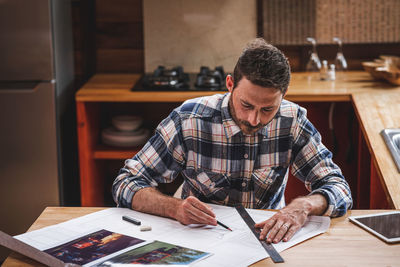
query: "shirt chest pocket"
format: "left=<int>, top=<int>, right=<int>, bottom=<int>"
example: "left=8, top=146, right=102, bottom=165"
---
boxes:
left=194, top=170, right=231, bottom=200
left=251, top=166, right=287, bottom=192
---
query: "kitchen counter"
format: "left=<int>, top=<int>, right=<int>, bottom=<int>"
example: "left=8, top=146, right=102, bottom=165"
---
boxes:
left=75, top=71, right=398, bottom=102
left=352, top=90, right=400, bottom=208
left=75, top=71, right=400, bottom=208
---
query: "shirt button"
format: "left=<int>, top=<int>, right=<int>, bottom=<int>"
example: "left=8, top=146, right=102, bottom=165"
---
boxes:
left=242, top=182, right=246, bottom=187
left=210, top=182, right=215, bottom=187
left=244, top=153, right=248, bottom=159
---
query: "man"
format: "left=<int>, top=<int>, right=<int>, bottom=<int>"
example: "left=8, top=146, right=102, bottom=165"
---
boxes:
left=113, top=38, right=352, bottom=244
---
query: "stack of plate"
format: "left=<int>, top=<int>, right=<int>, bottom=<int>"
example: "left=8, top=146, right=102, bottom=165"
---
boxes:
left=101, top=115, right=150, bottom=147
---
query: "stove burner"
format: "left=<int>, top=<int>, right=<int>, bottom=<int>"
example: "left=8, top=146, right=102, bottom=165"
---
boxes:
left=142, top=66, right=189, bottom=90
left=132, top=65, right=228, bottom=91
left=195, top=66, right=225, bottom=90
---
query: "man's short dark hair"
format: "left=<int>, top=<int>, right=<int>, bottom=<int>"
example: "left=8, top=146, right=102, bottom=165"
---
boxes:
left=233, top=38, right=291, bottom=94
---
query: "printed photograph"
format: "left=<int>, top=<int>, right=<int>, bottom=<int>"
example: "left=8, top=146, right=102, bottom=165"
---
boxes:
left=44, top=229, right=144, bottom=265
left=96, top=240, right=210, bottom=266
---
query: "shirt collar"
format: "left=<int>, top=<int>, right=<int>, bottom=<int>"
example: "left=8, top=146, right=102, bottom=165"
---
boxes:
left=220, top=93, right=281, bottom=139
left=221, top=93, right=242, bottom=139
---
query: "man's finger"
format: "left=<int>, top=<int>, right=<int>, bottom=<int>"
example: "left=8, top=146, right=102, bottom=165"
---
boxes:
left=258, top=218, right=276, bottom=240
left=187, top=197, right=216, bottom=218
left=266, top=220, right=284, bottom=243
left=254, top=221, right=266, bottom=228
left=272, top=224, right=290, bottom=243
left=183, top=197, right=216, bottom=225
left=283, top=225, right=299, bottom=242
left=186, top=205, right=216, bottom=225
left=186, top=211, right=209, bottom=225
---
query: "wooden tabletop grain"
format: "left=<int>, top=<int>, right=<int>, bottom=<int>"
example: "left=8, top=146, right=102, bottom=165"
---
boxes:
left=3, top=207, right=400, bottom=267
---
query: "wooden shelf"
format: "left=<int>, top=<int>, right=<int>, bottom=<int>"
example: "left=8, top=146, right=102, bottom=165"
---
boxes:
left=93, top=144, right=141, bottom=159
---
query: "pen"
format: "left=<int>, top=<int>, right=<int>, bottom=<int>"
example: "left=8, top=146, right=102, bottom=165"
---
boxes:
left=217, top=220, right=232, bottom=231
left=122, top=215, right=141, bottom=226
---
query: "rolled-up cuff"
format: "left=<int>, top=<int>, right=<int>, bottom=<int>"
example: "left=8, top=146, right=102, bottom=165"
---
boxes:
left=115, top=181, right=153, bottom=208
left=309, top=189, right=335, bottom=217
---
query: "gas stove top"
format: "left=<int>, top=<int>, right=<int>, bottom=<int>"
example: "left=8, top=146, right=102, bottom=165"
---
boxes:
left=132, top=66, right=228, bottom=91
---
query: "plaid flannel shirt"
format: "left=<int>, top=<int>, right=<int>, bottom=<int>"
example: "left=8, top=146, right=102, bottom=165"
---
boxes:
left=113, top=93, right=352, bottom=217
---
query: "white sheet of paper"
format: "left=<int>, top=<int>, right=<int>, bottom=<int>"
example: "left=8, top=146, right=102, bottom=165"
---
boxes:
left=15, top=204, right=330, bottom=267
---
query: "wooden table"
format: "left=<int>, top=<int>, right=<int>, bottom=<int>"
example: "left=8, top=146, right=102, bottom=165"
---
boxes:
left=3, top=207, right=400, bottom=266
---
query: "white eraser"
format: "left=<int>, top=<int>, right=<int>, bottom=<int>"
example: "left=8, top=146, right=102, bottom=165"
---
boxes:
left=140, top=225, right=152, bottom=231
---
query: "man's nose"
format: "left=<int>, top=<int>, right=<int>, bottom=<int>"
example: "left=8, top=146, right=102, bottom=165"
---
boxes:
left=248, top=111, right=260, bottom=126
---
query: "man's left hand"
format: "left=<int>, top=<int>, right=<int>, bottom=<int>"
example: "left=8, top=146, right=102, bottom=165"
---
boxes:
left=254, top=194, right=327, bottom=243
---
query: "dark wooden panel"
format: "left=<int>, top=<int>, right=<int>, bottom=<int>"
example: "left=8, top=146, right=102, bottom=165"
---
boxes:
left=96, top=49, right=144, bottom=73
left=95, top=0, right=144, bottom=73
left=279, top=47, right=302, bottom=72
left=73, top=51, right=83, bottom=77
left=71, top=0, right=96, bottom=87
left=96, top=22, right=144, bottom=49
left=96, top=0, right=143, bottom=22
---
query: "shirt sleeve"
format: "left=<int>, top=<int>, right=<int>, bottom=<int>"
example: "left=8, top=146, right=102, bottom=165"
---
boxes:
left=290, top=106, right=353, bottom=217
left=112, top=109, right=186, bottom=208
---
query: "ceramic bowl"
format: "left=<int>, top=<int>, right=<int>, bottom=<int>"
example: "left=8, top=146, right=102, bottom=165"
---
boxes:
left=101, top=127, right=150, bottom=147
left=112, top=115, right=143, bottom=132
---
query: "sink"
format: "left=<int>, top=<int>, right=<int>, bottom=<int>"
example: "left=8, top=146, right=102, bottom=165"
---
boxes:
left=381, top=129, right=400, bottom=172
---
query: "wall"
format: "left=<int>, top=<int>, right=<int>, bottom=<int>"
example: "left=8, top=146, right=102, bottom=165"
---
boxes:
left=71, top=0, right=399, bottom=77
left=263, top=0, right=400, bottom=45
left=143, top=0, right=257, bottom=73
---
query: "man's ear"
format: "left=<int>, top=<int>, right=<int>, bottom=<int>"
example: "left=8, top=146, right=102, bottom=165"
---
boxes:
left=226, top=75, right=234, bottom=93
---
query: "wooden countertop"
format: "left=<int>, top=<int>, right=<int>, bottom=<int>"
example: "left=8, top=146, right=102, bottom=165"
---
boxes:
left=75, top=71, right=400, bottom=208
left=352, top=90, right=400, bottom=208
left=75, top=71, right=396, bottom=102
left=3, top=207, right=400, bottom=267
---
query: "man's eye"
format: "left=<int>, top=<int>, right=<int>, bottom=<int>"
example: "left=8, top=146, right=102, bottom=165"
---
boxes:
left=262, top=108, right=273, bottom=112
left=242, top=103, right=252, bottom=108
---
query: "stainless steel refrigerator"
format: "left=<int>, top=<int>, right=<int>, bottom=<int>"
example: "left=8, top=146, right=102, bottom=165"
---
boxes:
left=0, top=0, right=76, bottom=260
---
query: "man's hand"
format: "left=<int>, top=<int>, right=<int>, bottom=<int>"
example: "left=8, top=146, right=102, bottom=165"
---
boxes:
left=175, top=196, right=217, bottom=226
left=255, top=194, right=327, bottom=243
left=132, top=188, right=217, bottom=226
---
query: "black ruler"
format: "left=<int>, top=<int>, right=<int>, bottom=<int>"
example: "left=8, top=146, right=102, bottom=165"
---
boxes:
left=235, top=204, right=284, bottom=263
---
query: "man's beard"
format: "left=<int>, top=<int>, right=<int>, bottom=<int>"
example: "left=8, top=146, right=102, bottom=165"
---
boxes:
left=228, top=95, right=265, bottom=135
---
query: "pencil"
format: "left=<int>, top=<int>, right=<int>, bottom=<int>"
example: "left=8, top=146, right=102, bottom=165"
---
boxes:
left=217, top=220, right=232, bottom=231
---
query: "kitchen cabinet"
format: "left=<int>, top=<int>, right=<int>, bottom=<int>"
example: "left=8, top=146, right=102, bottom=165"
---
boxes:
left=76, top=72, right=400, bottom=209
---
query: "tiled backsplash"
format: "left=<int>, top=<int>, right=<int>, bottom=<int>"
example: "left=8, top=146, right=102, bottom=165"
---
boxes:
left=143, top=0, right=257, bottom=73
left=263, top=0, right=400, bottom=45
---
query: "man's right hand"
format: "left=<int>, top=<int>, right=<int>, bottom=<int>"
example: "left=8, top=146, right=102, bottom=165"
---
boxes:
left=132, top=188, right=217, bottom=226
left=175, top=196, right=217, bottom=226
